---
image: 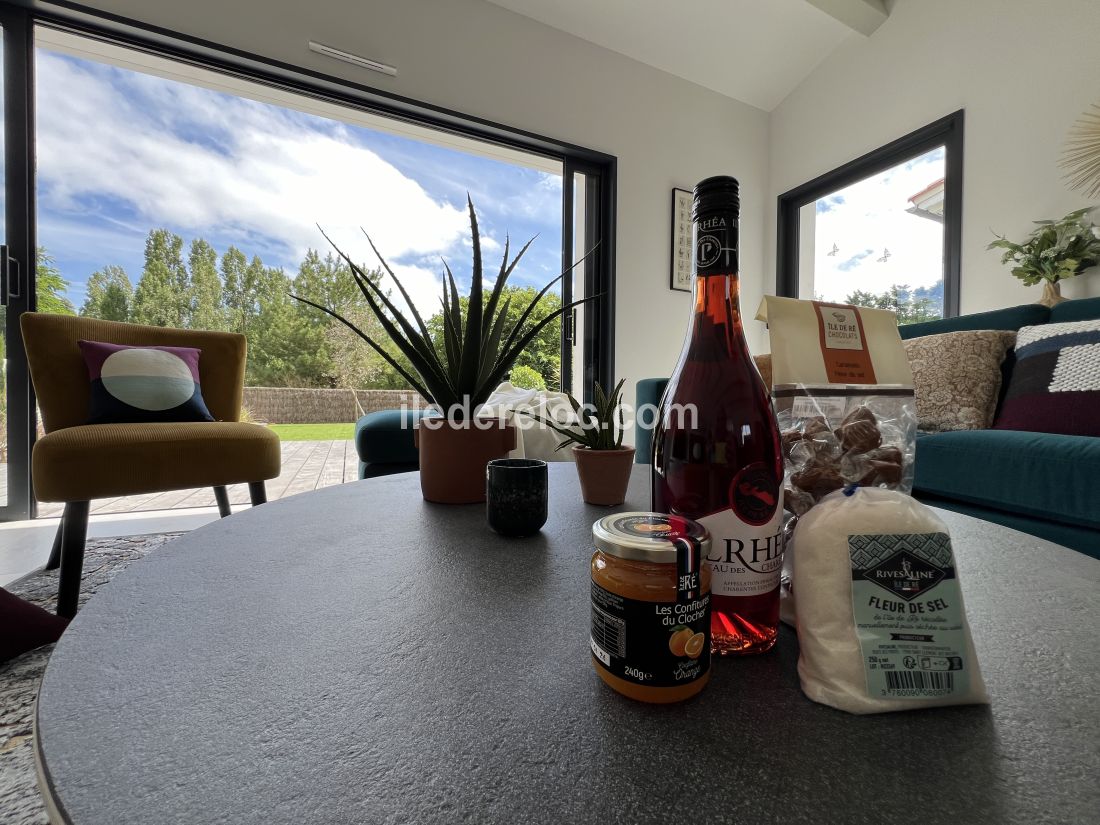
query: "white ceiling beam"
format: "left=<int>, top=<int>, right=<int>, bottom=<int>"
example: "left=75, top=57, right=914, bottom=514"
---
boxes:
left=803, top=0, right=889, bottom=36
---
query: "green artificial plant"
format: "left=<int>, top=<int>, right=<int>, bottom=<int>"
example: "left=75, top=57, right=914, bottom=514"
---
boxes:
left=987, top=207, right=1100, bottom=286
left=293, top=197, right=595, bottom=419
left=523, top=379, right=626, bottom=451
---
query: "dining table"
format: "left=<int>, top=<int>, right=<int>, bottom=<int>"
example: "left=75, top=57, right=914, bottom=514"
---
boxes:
left=34, top=464, right=1100, bottom=824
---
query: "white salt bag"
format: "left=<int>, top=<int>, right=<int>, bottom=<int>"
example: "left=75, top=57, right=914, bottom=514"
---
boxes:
left=791, top=487, right=989, bottom=714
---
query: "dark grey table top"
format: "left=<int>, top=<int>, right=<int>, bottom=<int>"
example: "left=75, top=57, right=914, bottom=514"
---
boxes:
left=36, top=465, right=1100, bottom=825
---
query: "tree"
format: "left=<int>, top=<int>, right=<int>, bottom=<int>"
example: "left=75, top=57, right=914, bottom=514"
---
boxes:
left=247, top=264, right=335, bottom=387
left=294, top=249, right=362, bottom=316
left=35, top=249, right=76, bottom=315
left=845, top=281, right=942, bottom=325
left=323, top=300, right=412, bottom=391
left=298, top=254, right=414, bottom=390
left=131, top=229, right=187, bottom=327
left=188, top=239, right=224, bottom=331
left=81, top=265, right=133, bottom=321
left=221, top=245, right=252, bottom=335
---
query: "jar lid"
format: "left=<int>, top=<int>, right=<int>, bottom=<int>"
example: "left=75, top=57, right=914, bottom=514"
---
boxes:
left=593, top=512, right=711, bottom=564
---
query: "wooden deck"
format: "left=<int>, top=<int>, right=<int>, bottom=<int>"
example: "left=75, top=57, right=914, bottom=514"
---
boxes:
left=33, top=440, right=359, bottom=518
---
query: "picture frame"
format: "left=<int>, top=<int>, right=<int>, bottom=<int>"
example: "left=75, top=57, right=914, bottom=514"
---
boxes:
left=669, top=187, right=692, bottom=292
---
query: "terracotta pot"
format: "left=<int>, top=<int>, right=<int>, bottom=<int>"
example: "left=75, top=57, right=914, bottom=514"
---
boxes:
left=1038, top=280, right=1068, bottom=307
left=414, top=420, right=516, bottom=504
left=573, top=446, right=636, bottom=506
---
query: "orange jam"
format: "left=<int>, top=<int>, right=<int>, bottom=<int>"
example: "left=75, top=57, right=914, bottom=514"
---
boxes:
left=590, top=512, right=712, bottom=703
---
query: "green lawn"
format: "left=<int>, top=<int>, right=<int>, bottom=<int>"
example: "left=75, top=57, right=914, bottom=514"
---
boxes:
left=268, top=423, right=356, bottom=441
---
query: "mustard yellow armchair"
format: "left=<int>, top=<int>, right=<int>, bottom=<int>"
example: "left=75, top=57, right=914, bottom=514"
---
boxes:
left=20, top=313, right=281, bottom=617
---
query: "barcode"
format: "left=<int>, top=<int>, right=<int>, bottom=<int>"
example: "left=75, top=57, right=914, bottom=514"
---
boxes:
left=885, top=671, right=954, bottom=691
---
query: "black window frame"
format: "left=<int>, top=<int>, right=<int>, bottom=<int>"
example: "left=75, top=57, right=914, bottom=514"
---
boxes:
left=1, top=0, right=617, bottom=519
left=775, top=110, right=964, bottom=318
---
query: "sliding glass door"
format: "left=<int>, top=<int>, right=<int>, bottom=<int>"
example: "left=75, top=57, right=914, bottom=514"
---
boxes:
left=0, top=4, right=35, bottom=521
left=0, top=1, right=615, bottom=521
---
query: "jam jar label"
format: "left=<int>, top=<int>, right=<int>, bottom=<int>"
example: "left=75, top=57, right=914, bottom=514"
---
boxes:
left=590, top=582, right=711, bottom=688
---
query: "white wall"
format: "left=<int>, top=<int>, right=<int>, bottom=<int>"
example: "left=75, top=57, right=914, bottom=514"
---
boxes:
left=75, top=0, right=772, bottom=426
left=768, top=0, right=1100, bottom=313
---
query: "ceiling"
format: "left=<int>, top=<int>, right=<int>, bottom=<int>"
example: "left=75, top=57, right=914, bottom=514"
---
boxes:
left=483, top=0, right=888, bottom=112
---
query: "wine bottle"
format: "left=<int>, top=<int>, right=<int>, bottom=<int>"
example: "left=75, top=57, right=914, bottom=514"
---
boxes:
left=651, top=175, right=784, bottom=656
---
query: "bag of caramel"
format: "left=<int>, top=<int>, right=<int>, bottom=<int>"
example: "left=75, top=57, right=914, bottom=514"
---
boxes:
left=756, top=296, right=917, bottom=514
left=756, top=296, right=918, bottom=628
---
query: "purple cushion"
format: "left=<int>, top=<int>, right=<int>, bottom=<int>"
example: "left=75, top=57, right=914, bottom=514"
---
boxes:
left=993, top=320, right=1100, bottom=437
left=0, top=588, right=68, bottom=662
left=78, top=341, right=215, bottom=424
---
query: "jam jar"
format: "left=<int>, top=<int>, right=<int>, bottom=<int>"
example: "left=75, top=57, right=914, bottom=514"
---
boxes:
left=590, top=512, right=712, bottom=703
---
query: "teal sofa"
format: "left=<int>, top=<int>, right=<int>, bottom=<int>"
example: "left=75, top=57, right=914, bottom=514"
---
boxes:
left=635, top=297, right=1100, bottom=559
left=354, top=408, right=431, bottom=478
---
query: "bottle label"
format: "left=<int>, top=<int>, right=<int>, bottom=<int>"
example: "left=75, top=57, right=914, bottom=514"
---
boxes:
left=590, top=581, right=711, bottom=688
left=695, top=218, right=738, bottom=276
left=848, top=532, right=969, bottom=700
left=699, top=473, right=785, bottom=597
left=811, top=301, right=878, bottom=383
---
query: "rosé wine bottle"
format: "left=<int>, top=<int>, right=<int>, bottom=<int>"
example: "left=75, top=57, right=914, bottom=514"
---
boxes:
left=652, top=176, right=784, bottom=656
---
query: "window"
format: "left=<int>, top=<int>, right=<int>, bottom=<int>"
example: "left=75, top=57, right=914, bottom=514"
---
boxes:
left=776, top=111, right=963, bottom=322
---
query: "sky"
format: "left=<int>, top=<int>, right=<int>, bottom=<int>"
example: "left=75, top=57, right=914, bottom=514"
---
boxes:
left=33, top=48, right=564, bottom=316
left=810, top=147, right=945, bottom=310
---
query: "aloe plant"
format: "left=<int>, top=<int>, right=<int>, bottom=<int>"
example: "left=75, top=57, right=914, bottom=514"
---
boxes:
left=292, top=197, right=596, bottom=419
left=523, top=379, right=626, bottom=451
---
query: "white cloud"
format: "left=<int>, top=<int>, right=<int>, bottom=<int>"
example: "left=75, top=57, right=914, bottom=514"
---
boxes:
left=35, top=51, right=479, bottom=316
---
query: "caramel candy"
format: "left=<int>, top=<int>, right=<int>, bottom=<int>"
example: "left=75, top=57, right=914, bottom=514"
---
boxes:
left=785, top=486, right=817, bottom=516
left=792, top=459, right=846, bottom=499
left=802, top=416, right=831, bottom=438
left=866, top=446, right=902, bottom=466
left=835, top=406, right=882, bottom=453
left=781, top=429, right=805, bottom=460
left=858, top=446, right=904, bottom=487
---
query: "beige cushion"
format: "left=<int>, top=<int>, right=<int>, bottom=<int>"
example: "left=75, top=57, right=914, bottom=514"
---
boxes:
left=903, top=330, right=1016, bottom=432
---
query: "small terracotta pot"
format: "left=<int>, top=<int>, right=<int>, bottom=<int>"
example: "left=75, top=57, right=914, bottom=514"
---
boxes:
left=414, top=420, right=516, bottom=504
left=573, top=446, right=636, bottom=506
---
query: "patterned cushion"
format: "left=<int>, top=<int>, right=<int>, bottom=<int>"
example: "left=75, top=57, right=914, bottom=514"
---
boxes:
left=993, top=320, right=1100, bottom=437
left=78, top=340, right=215, bottom=424
left=903, top=330, right=1016, bottom=432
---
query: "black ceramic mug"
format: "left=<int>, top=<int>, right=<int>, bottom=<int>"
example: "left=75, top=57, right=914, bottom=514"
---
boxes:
left=486, top=458, right=548, bottom=537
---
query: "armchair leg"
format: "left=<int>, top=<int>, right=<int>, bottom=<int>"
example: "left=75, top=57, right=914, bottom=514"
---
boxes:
left=248, top=482, right=267, bottom=506
left=213, top=486, right=232, bottom=518
left=56, top=501, right=90, bottom=620
left=46, top=519, right=64, bottom=570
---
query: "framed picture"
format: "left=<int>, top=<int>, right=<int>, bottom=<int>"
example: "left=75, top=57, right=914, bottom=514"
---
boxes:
left=670, top=188, right=692, bottom=292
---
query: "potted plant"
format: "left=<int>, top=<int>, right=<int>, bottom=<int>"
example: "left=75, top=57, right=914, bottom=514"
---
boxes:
left=988, top=207, right=1100, bottom=306
left=293, top=198, right=595, bottom=504
left=524, top=379, right=635, bottom=506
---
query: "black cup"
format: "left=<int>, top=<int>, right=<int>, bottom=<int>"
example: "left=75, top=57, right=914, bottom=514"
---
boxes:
left=486, top=458, right=548, bottom=537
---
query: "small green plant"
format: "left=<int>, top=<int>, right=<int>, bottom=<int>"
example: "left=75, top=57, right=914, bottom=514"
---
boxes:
left=987, top=207, right=1100, bottom=286
left=292, top=197, right=596, bottom=420
left=523, top=379, right=626, bottom=451
left=507, top=364, right=547, bottom=391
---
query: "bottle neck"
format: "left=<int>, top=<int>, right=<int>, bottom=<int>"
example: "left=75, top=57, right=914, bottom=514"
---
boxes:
left=690, top=215, right=746, bottom=341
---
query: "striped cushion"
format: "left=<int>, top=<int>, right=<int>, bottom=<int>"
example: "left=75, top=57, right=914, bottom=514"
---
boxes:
left=78, top=341, right=215, bottom=424
left=993, top=320, right=1100, bottom=436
